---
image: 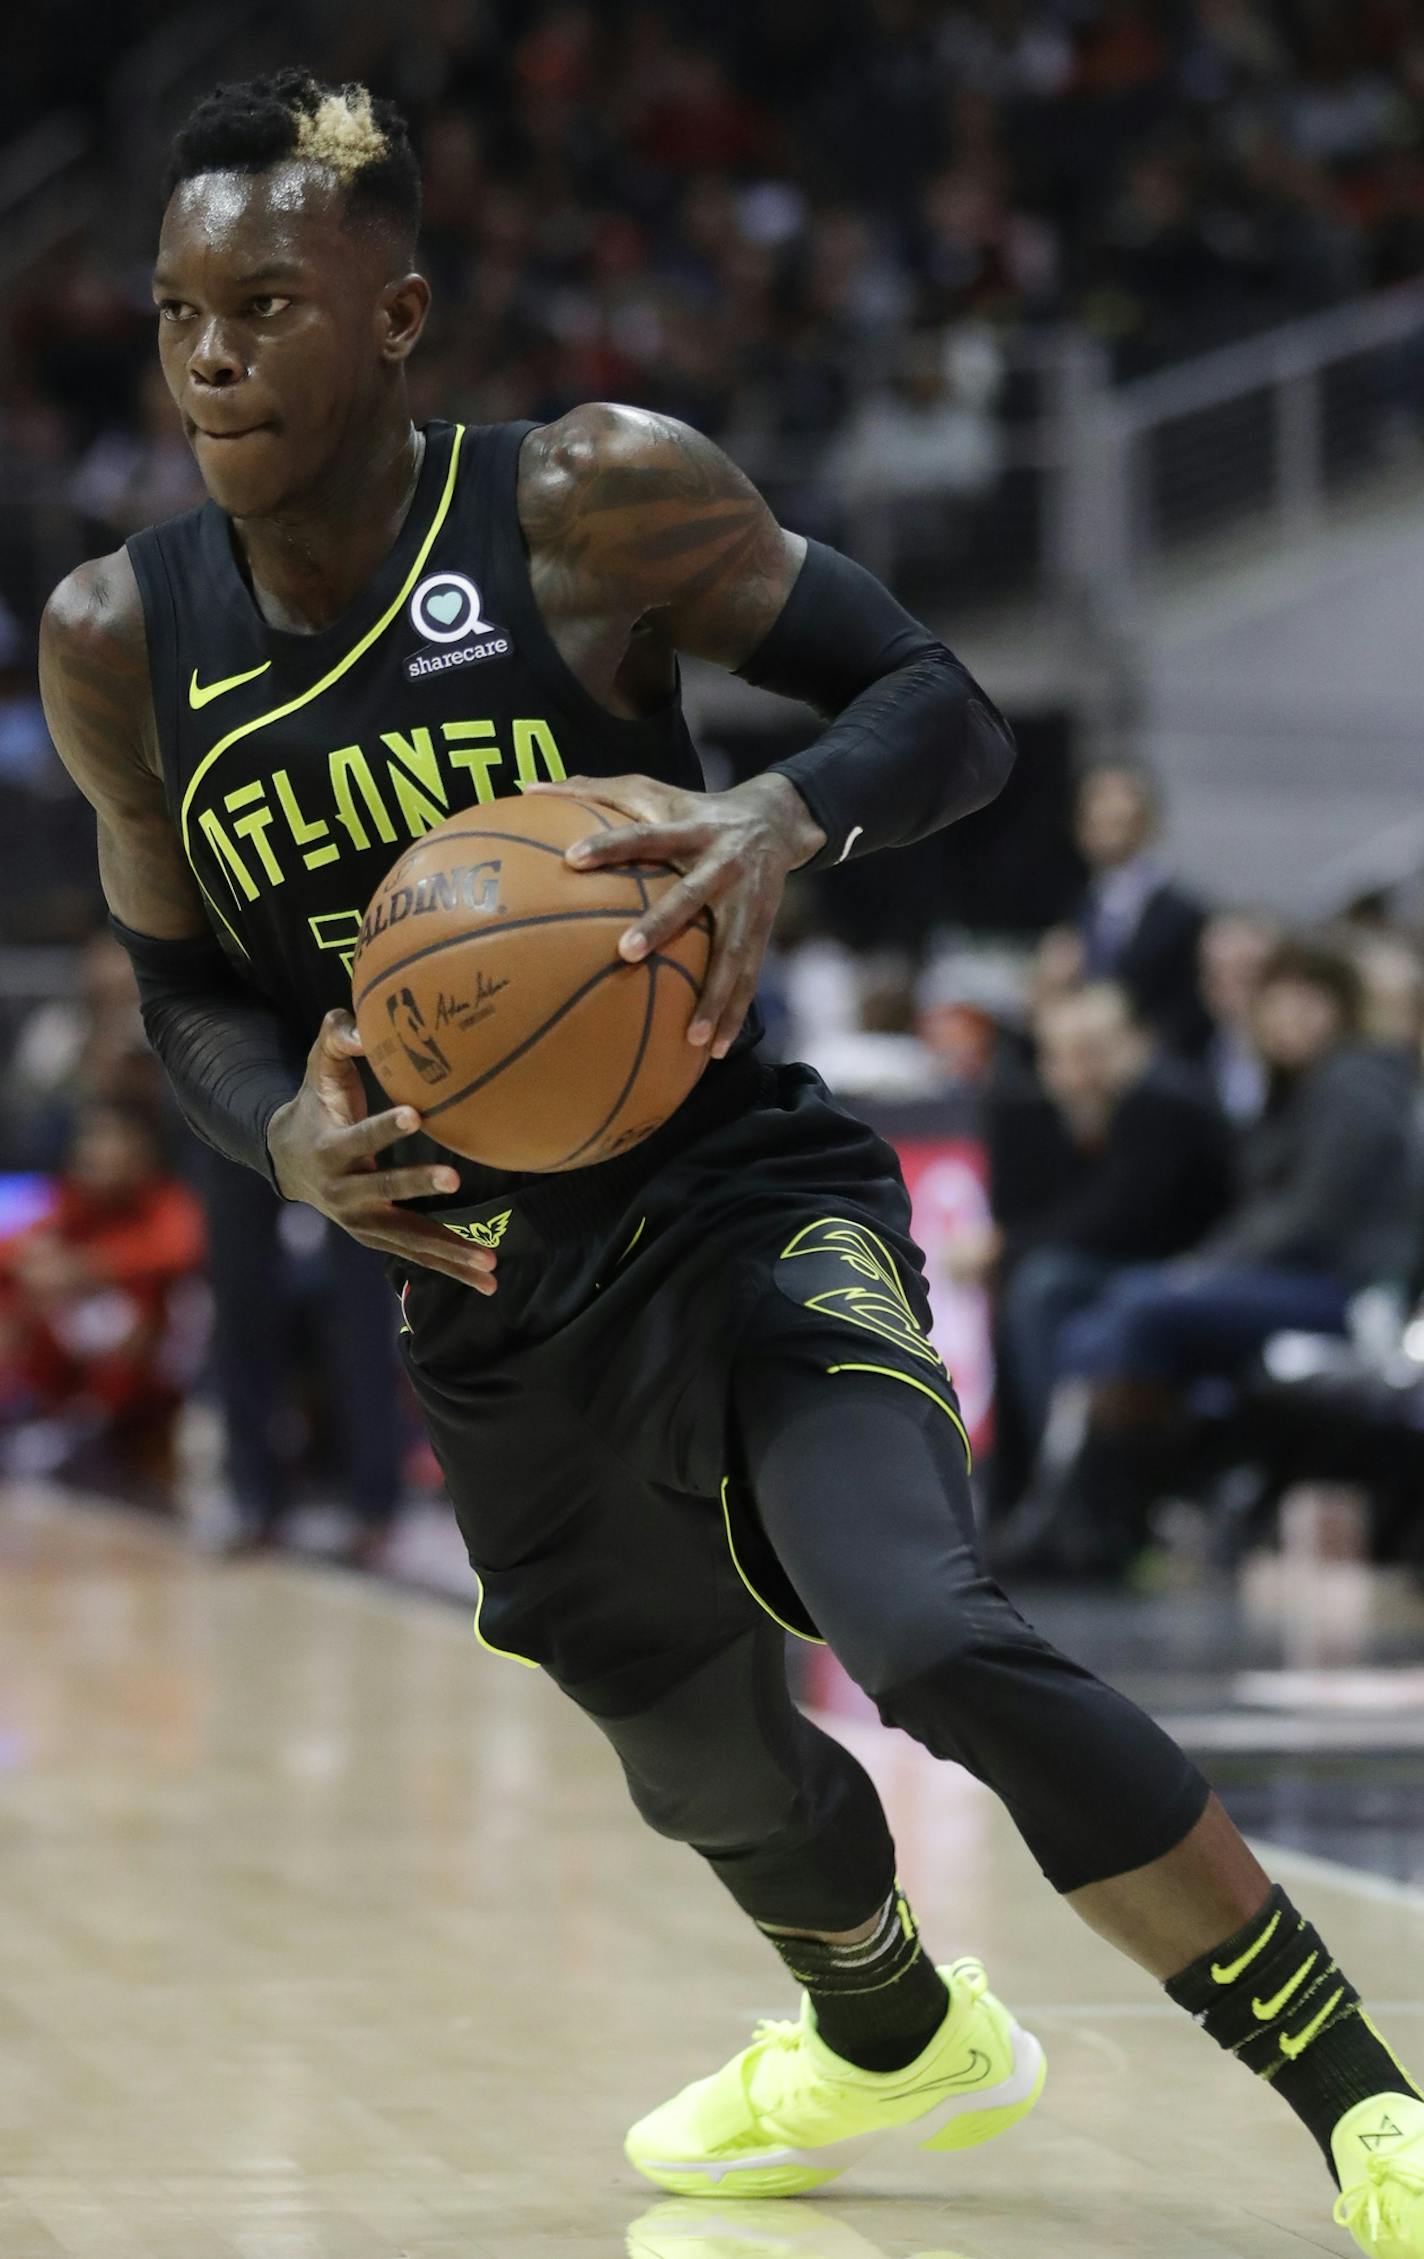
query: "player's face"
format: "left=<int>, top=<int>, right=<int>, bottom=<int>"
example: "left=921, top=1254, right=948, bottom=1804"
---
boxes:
left=152, top=163, right=427, bottom=518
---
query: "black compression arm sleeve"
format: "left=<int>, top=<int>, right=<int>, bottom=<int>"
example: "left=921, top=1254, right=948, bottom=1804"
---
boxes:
left=110, top=917, right=306, bottom=1190
left=737, top=538, right=1016, bottom=869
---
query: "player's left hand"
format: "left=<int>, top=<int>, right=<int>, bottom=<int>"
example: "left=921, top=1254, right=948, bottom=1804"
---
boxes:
left=528, top=772, right=826, bottom=1059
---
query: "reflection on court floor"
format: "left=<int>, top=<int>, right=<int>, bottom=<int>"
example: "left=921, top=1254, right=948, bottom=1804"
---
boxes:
left=627, top=2198, right=971, bottom=2257
left=2, top=1487, right=1419, bottom=2258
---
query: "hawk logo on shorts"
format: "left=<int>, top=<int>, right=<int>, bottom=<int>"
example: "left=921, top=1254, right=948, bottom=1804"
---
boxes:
left=776, top=1218, right=944, bottom=1371
left=442, top=1209, right=512, bottom=1249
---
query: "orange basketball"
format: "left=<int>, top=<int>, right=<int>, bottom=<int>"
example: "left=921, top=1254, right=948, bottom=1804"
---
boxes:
left=351, top=794, right=712, bottom=1172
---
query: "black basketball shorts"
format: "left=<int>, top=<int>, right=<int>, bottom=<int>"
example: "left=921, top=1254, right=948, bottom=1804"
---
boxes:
left=398, top=1060, right=970, bottom=1700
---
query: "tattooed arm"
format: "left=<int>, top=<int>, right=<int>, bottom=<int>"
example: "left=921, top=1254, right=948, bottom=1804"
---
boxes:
left=38, top=555, right=490, bottom=1286
left=520, top=404, right=1015, bottom=1057
left=518, top=402, right=807, bottom=679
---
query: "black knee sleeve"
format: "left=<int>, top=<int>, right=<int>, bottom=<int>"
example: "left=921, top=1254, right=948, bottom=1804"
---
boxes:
left=588, top=1627, right=896, bottom=1930
left=873, top=1616, right=1210, bottom=1893
left=735, top=1355, right=1211, bottom=1897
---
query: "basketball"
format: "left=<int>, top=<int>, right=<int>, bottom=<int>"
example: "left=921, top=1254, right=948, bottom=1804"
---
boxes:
left=350, top=794, right=712, bottom=1172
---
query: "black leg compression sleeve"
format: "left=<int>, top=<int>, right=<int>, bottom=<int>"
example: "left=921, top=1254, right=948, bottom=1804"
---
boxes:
left=732, top=1358, right=1210, bottom=1894
left=578, top=1621, right=897, bottom=1932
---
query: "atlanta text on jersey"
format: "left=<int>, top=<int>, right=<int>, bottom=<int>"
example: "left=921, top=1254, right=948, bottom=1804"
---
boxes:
left=190, top=713, right=567, bottom=909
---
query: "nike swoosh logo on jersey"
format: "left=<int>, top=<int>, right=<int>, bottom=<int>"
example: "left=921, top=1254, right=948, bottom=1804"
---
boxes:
left=188, top=661, right=272, bottom=709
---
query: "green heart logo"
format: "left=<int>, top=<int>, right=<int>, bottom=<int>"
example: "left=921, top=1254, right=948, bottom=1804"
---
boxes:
left=427, top=587, right=465, bottom=627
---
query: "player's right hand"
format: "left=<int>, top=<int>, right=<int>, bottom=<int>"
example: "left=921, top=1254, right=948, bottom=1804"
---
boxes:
left=265, top=1010, right=497, bottom=1294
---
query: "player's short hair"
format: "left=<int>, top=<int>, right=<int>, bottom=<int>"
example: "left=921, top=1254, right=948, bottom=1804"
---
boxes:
left=165, top=69, right=421, bottom=251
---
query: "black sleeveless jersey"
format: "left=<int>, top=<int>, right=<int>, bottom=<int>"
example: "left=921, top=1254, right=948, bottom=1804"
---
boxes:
left=127, top=417, right=761, bottom=1224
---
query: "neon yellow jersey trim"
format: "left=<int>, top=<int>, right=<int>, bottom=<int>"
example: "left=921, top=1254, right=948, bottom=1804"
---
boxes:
left=472, top=1570, right=539, bottom=1670
left=825, top=1361, right=973, bottom=1472
left=179, top=424, right=467, bottom=953
left=719, top=1478, right=825, bottom=1647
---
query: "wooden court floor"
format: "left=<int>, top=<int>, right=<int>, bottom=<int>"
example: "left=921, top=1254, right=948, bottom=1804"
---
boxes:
left=2, top=1491, right=1420, bottom=2259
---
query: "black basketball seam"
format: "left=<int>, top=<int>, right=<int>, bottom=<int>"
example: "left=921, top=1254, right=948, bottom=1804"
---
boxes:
left=416, top=957, right=628, bottom=1119
left=651, top=951, right=702, bottom=996
left=381, top=793, right=612, bottom=875
left=550, top=954, right=660, bottom=1169
left=385, top=827, right=593, bottom=870
left=352, top=906, right=645, bottom=1010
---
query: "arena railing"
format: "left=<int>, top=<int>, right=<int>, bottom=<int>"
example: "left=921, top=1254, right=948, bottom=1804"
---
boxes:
left=1075, top=280, right=1424, bottom=619
left=728, top=283, right=1424, bottom=639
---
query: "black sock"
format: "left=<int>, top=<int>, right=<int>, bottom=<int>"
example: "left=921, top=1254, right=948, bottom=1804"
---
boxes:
left=1166, top=1884, right=1421, bottom=2175
left=760, top=1886, right=951, bottom=2074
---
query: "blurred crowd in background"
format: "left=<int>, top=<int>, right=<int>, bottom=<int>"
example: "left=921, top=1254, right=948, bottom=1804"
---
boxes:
left=17, top=1, right=1424, bottom=430
left=3, top=0, right=1424, bottom=1585
left=9, top=1, right=1424, bottom=608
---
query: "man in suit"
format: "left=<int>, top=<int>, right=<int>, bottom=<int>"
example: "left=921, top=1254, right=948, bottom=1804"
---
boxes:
left=968, top=983, right=1232, bottom=1491
left=1072, top=760, right=1212, bottom=1059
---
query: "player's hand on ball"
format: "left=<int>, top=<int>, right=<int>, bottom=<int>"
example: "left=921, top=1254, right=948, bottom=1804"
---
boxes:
left=529, top=771, right=825, bottom=1059
left=265, top=1011, right=497, bottom=1293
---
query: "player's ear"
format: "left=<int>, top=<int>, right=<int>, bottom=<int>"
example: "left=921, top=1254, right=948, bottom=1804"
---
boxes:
left=379, top=271, right=431, bottom=364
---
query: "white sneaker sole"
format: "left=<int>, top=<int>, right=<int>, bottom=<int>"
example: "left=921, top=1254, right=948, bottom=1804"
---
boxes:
left=631, top=2017, right=1047, bottom=2197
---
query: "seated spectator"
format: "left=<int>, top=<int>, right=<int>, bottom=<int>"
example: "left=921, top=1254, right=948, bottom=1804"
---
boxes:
left=1070, top=760, right=1213, bottom=1059
left=1199, top=907, right=1280, bottom=1126
left=7, top=927, right=159, bottom=1166
left=1349, top=927, right=1424, bottom=1059
left=0, top=1100, right=205, bottom=1491
left=966, top=983, right=1232, bottom=1489
left=1043, top=938, right=1418, bottom=1574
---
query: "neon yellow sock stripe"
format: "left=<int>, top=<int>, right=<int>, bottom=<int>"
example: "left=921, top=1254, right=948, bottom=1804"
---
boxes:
left=825, top=1362, right=973, bottom=1472
left=179, top=425, right=467, bottom=948
left=1211, top=1907, right=1282, bottom=1987
left=1280, top=1986, right=1347, bottom=2061
left=1252, top=1953, right=1319, bottom=2023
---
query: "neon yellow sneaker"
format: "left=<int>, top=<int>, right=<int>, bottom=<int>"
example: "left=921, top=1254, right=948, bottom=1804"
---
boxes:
left=626, top=2196, right=972, bottom=2257
left=1333, top=2093, right=1424, bottom=2257
left=624, top=1957, right=1044, bottom=2199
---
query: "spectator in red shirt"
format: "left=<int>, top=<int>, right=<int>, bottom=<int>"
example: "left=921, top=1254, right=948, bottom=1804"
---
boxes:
left=0, top=1100, right=205, bottom=1489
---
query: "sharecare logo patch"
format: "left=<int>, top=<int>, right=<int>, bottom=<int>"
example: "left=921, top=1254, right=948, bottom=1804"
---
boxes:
left=406, top=571, right=512, bottom=679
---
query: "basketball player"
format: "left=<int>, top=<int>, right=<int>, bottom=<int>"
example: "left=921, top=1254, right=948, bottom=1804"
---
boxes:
left=39, top=73, right=1421, bottom=2254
